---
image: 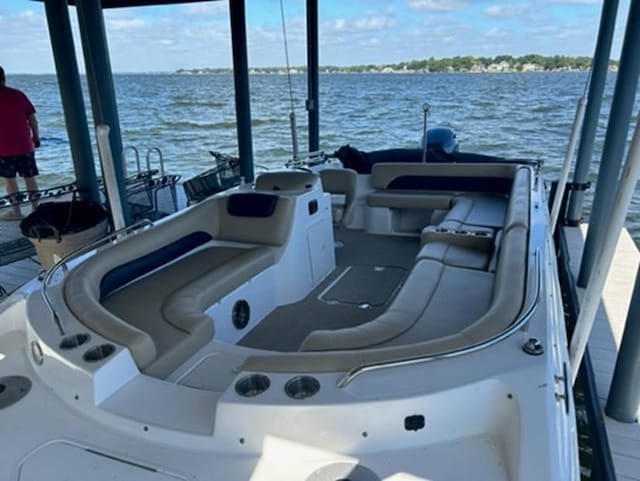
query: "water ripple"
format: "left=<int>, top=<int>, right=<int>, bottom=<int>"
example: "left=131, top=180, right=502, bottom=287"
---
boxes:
left=13, top=71, right=640, bottom=242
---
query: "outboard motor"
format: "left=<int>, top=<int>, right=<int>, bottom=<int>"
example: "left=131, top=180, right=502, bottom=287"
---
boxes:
left=419, top=127, right=459, bottom=154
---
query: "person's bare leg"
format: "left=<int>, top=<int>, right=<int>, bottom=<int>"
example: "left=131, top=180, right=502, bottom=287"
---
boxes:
left=3, top=177, right=22, bottom=217
left=24, top=176, right=39, bottom=211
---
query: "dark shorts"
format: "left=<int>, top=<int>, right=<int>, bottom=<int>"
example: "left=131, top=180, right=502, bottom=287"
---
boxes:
left=0, top=152, right=39, bottom=178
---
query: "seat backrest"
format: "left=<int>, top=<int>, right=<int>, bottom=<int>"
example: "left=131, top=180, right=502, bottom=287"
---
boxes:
left=254, top=170, right=320, bottom=193
left=215, top=193, right=295, bottom=246
left=319, top=168, right=357, bottom=225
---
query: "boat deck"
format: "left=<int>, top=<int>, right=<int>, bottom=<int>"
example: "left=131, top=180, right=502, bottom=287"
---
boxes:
left=565, top=224, right=640, bottom=481
left=238, top=229, right=420, bottom=351
left=2, top=210, right=640, bottom=480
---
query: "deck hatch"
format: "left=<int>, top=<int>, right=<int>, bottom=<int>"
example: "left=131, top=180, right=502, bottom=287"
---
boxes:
left=320, top=265, right=405, bottom=307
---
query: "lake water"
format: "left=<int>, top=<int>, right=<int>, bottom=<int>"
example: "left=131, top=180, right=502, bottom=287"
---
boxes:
left=10, top=71, right=640, bottom=240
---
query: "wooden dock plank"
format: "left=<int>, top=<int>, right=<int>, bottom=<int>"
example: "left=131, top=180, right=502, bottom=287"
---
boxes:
left=0, top=258, right=40, bottom=298
left=565, top=224, right=640, bottom=481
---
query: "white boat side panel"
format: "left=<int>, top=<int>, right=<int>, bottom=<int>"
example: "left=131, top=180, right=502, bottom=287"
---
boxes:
left=93, top=349, right=139, bottom=405
left=306, top=219, right=335, bottom=284
left=205, top=267, right=277, bottom=344
left=100, top=375, right=218, bottom=434
left=271, top=191, right=335, bottom=305
left=19, top=441, right=188, bottom=481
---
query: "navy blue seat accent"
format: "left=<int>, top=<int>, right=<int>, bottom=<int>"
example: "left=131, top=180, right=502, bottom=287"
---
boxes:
left=387, top=176, right=513, bottom=195
left=227, top=193, right=278, bottom=217
left=100, top=231, right=213, bottom=300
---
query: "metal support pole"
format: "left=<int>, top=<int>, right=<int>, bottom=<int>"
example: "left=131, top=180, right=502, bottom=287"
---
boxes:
left=578, top=0, right=640, bottom=287
left=422, top=103, right=430, bottom=163
left=567, top=0, right=620, bottom=224
left=550, top=96, right=587, bottom=232
left=606, top=263, right=640, bottom=422
left=306, top=0, right=319, bottom=153
left=229, top=0, right=255, bottom=183
left=290, top=111, right=299, bottom=161
left=75, top=0, right=129, bottom=223
left=43, top=0, right=100, bottom=203
left=570, top=114, right=640, bottom=384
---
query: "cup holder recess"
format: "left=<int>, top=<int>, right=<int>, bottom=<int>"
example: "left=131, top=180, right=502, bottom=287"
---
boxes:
left=285, top=376, right=320, bottom=400
left=59, top=333, right=90, bottom=350
left=235, top=374, right=270, bottom=397
left=83, top=344, right=115, bottom=362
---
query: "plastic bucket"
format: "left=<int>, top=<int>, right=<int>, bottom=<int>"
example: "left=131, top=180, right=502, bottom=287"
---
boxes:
left=27, top=218, right=108, bottom=269
left=20, top=201, right=109, bottom=269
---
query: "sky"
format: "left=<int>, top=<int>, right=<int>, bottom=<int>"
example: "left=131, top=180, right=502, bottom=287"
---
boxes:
left=0, top=0, right=632, bottom=74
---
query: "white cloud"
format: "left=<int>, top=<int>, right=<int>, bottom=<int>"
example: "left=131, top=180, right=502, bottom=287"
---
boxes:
left=484, top=3, right=531, bottom=18
left=0, top=8, right=56, bottom=73
left=552, top=0, right=600, bottom=4
left=407, top=0, right=471, bottom=11
left=354, top=15, right=395, bottom=30
left=325, top=10, right=396, bottom=32
left=107, top=18, right=145, bottom=30
left=183, top=2, right=229, bottom=17
left=0, top=0, right=626, bottom=73
left=331, top=18, right=347, bottom=31
left=485, top=27, right=508, bottom=38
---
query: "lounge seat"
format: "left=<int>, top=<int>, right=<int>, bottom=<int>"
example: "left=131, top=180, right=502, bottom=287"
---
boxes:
left=64, top=192, right=294, bottom=376
left=102, top=246, right=274, bottom=378
left=417, top=240, right=493, bottom=271
left=299, top=167, right=531, bottom=353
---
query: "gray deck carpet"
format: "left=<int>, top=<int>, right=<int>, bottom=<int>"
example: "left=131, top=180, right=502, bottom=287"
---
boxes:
left=238, top=230, right=419, bottom=352
left=320, top=265, right=405, bottom=307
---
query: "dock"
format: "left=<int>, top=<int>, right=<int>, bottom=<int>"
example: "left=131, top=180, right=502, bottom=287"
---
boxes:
left=565, top=224, right=640, bottom=481
left=0, top=217, right=40, bottom=296
left=1, top=221, right=639, bottom=479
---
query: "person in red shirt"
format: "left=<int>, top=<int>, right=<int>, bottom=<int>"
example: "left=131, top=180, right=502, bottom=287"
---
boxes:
left=0, top=66, right=40, bottom=220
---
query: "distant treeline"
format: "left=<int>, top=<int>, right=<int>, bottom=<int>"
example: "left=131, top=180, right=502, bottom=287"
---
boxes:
left=360, top=54, right=601, bottom=72
left=177, top=54, right=618, bottom=75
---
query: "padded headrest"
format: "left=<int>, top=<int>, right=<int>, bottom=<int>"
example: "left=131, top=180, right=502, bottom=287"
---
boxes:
left=227, top=193, right=279, bottom=217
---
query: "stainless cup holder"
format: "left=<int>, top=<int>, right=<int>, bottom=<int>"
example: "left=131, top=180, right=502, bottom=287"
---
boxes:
left=235, top=374, right=270, bottom=397
left=285, top=376, right=320, bottom=400
left=83, top=344, right=115, bottom=362
left=59, top=333, right=91, bottom=350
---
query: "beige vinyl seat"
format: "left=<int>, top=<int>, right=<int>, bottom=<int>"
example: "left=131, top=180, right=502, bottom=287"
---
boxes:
left=299, top=167, right=531, bottom=352
left=63, top=192, right=295, bottom=378
left=254, top=170, right=321, bottom=193
left=319, top=168, right=357, bottom=226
